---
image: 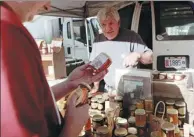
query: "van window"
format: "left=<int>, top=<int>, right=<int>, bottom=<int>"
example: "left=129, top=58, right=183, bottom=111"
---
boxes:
left=155, top=1, right=194, bottom=40
left=72, top=20, right=86, bottom=44
left=90, top=18, right=101, bottom=38
left=67, top=22, right=71, bottom=39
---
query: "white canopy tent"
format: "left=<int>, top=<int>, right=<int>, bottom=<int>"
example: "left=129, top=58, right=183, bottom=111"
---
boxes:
left=39, top=1, right=135, bottom=18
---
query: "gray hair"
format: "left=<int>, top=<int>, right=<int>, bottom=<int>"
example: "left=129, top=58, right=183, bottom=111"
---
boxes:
left=97, top=7, right=120, bottom=23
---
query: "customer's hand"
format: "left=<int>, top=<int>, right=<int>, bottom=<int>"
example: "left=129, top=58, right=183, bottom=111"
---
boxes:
left=63, top=91, right=90, bottom=137
left=123, top=52, right=141, bottom=68
left=67, top=63, right=108, bottom=88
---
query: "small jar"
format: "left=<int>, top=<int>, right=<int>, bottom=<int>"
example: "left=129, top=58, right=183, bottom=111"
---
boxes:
left=167, top=109, right=179, bottom=126
left=161, top=122, right=175, bottom=137
left=136, top=100, right=144, bottom=109
left=92, top=114, right=104, bottom=131
left=166, top=100, right=175, bottom=110
left=144, top=98, right=153, bottom=112
left=128, top=116, right=136, bottom=127
left=114, top=96, right=123, bottom=109
left=128, top=127, right=137, bottom=135
left=89, top=52, right=112, bottom=73
left=129, top=105, right=136, bottom=116
left=114, top=128, right=128, bottom=137
left=175, top=101, right=186, bottom=117
left=116, top=117, right=128, bottom=130
left=97, top=98, right=106, bottom=111
left=135, top=109, right=146, bottom=127
left=190, top=127, right=194, bottom=137
left=96, top=126, right=109, bottom=137
left=178, top=116, right=185, bottom=128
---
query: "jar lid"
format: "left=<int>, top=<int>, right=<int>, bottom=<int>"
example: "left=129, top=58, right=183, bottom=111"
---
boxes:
left=96, top=126, right=109, bottom=134
left=92, top=114, right=103, bottom=122
left=144, top=97, right=153, bottom=102
left=98, top=98, right=105, bottom=104
left=128, top=116, right=136, bottom=123
left=167, top=108, right=178, bottom=115
left=135, top=109, right=146, bottom=115
left=114, top=128, right=128, bottom=136
left=95, top=94, right=103, bottom=99
left=175, top=101, right=186, bottom=107
left=91, top=97, right=98, bottom=102
left=166, top=99, right=175, bottom=105
left=128, top=127, right=137, bottom=135
left=178, top=116, right=186, bottom=118
left=190, top=127, right=194, bottom=135
left=161, top=122, right=175, bottom=131
left=116, top=118, right=128, bottom=125
left=115, top=96, right=123, bottom=101
left=126, top=135, right=138, bottom=137
left=130, top=105, right=136, bottom=111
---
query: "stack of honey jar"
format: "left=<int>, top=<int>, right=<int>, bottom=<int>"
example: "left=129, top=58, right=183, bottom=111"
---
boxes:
left=78, top=93, right=194, bottom=137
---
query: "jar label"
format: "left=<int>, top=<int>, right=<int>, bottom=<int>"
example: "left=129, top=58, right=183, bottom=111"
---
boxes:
left=90, top=53, right=109, bottom=70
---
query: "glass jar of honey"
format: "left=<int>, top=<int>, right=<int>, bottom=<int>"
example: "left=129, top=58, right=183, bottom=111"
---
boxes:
left=92, top=114, right=104, bottom=131
left=166, top=100, right=175, bottom=110
left=175, top=101, right=186, bottom=117
left=161, top=122, right=175, bottom=137
left=114, top=128, right=128, bottom=137
left=167, top=109, right=179, bottom=126
left=96, top=126, right=109, bottom=137
left=116, top=117, right=128, bottom=130
left=128, top=127, right=137, bottom=135
left=89, top=52, right=112, bottom=73
left=144, top=98, right=153, bottom=112
left=135, top=109, right=146, bottom=127
left=136, top=100, right=144, bottom=109
left=128, top=116, right=136, bottom=127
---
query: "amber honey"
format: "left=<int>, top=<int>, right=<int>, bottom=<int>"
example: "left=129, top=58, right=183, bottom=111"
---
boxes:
left=167, top=109, right=178, bottom=126
left=161, top=122, right=175, bottom=137
left=144, top=98, right=153, bottom=111
left=135, top=109, right=146, bottom=127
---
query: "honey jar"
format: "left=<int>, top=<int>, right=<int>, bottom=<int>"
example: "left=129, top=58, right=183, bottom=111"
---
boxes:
left=167, top=109, right=179, bottom=126
left=146, top=111, right=153, bottom=123
left=175, top=101, right=186, bottom=117
left=135, top=109, right=146, bottom=127
left=89, top=52, right=112, bottom=73
left=128, top=127, right=137, bottom=135
left=92, top=114, right=104, bottom=131
left=136, top=100, right=144, bottom=109
left=128, top=116, right=136, bottom=127
left=97, top=98, right=105, bottom=111
left=129, top=105, right=136, bottom=116
left=161, top=122, right=175, bottom=137
left=96, top=126, right=109, bottom=137
left=190, top=127, right=194, bottom=137
left=114, top=128, right=128, bottom=137
left=116, top=117, right=128, bottom=130
left=166, top=100, right=175, bottom=110
left=144, top=98, right=153, bottom=112
left=114, top=96, right=123, bottom=109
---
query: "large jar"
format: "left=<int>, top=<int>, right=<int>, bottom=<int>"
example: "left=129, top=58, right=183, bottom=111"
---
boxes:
left=175, top=101, right=186, bottom=117
left=96, top=126, right=109, bottom=137
left=167, top=109, right=179, bottom=126
left=161, top=122, right=175, bottom=137
left=116, top=117, right=128, bottom=130
left=114, top=128, right=128, bottom=137
left=135, top=109, right=146, bottom=127
left=92, top=114, right=104, bottom=131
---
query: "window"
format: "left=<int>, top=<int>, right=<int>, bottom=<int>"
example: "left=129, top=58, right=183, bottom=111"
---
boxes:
left=155, top=1, right=194, bottom=40
left=90, top=18, right=101, bottom=38
left=67, top=22, right=71, bottom=39
left=72, top=20, right=86, bottom=44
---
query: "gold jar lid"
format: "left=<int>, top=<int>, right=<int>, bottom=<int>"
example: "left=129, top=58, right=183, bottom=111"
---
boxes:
left=128, top=127, right=137, bottom=135
left=178, top=116, right=185, bottom=119
left=167, top=108, right=178, bottom=115
left=128, top=116, right=136, bottom=123
left=161, top=122, right=175, bottom=131
left=114, top=96, right=123, bottom=101
left=98, top=98, right=105, bottom=104
left=91, top=97, right=98, bottom=103
left=96, top=126, right=109, bottom=135
left=135, top=109, right=146, bottom=115
left=116, top=117, right=128, bottom=125
left=175, top=101, right=186, bottom=107
left=166, top=99, right=175, bottom=105
left=92, top=114, right=103, bottom=122
left=114, top=128, right=128, bottom=136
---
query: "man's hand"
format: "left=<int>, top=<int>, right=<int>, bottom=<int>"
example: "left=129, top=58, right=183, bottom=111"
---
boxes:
left=123, top=52, right=141, bottom=68
left=62, top=91, right=90, bottom=137
left=67, top=63, right=108, bottom=88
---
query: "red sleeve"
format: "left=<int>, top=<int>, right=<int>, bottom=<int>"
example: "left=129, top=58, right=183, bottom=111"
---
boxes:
left=1, top=22, right=49, bottom=137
